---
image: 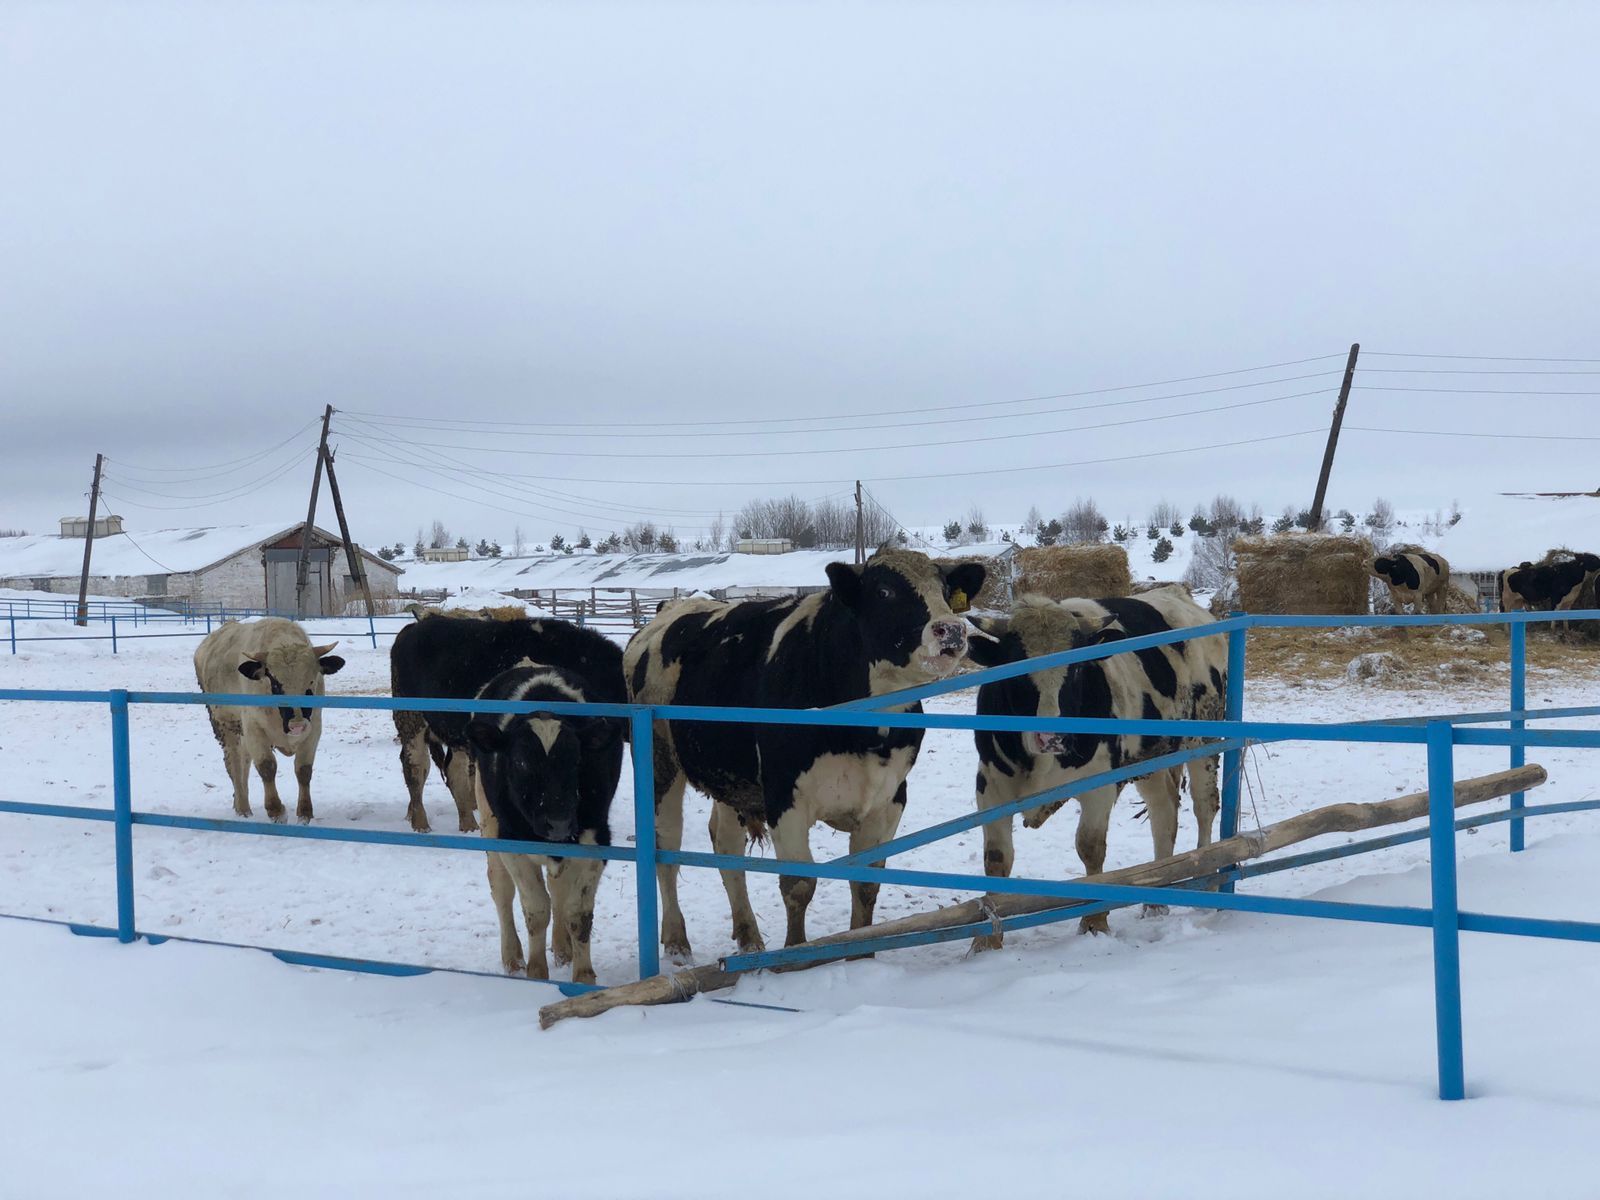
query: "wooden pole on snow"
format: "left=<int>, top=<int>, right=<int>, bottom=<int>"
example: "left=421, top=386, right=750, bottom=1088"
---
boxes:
left=538, top=763, right=1546, bottom=1028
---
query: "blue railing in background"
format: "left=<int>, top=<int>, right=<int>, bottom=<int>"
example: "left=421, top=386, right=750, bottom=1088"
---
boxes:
left=2, top=607, right=1599, bottom=1102
left=3, top=602, right=410, bottom=653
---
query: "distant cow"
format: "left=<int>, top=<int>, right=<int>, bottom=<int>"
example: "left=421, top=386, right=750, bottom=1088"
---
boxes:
left=626, top=548, right=986, bottom=958
left=1371, top=550, right=1451, bottom=615
left=1501, top=553, right=1600, bottom=612
left=964, top=586, right=1226, bottom=943
left=389, top=615, right=625, bottom=833
left=465, top=665, right=623, bottom=984
left=194, top=618, right=345, bottom=823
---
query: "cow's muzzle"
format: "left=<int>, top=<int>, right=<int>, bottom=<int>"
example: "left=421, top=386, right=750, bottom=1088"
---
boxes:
left=285, top=719, right=311, bottom=738
left=1028, top=731, right=1068, bottom=756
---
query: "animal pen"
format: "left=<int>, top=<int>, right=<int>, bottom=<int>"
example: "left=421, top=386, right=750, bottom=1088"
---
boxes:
left=3, top=608, right=1600, bottom=1102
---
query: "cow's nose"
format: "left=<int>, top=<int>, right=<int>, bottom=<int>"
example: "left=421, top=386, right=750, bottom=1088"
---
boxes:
left=1032, top=732, right=1067, bottom=755
left=542, top=820, right=575, bottom=843
left=932, top=621, right=967, bottom=649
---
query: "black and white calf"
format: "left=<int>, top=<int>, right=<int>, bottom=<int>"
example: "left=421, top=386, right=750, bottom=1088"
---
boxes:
left=1501, top=553, right=1600, bottom=612
left=389, top=614, right=625, bottom=832
left=965, top=586, right=1227, bottom=943
left=465, top=665, right=623, bottom=985
left=1371, top=550, right=1451, bottom=614
left=625, top=548, right=987, bottom=957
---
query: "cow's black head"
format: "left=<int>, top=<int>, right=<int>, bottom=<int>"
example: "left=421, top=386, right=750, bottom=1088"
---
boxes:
left=238, top=640, right=343, bottom=741
left=466, top=680, right=620, bottom=843
left=825, top=549, right=986, bottom=690
left=1372, top=556, right=1395, bottom=580
left=966, top=602, right=1125, bottom=758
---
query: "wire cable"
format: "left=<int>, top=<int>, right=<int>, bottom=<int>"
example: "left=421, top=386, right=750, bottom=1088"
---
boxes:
left=1363, top=351, right=1600, bottom=363
left=1354, top=385, right=1600, bottom=396
left=108, top=418, right=323, bottom=477
left=1347, top=425, right=1600, bottom=443
left=98, top=451, right=314, bottom=510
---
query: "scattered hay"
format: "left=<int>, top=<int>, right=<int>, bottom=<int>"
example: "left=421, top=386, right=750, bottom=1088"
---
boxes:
left=1245, top=625, right=1600, bottom=687
left=1233, top=533, right=1372, bottom=615
left=1014, top=544, right=1131, bottom=602
left=1346, top=651, right=1401, bottom=682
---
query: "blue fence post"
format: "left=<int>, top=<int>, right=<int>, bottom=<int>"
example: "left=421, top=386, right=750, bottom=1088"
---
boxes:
left=205, top=614, right=212, bottom=635
left=1218, top=617, right=1249, bottom=892
left=630, top=706, right=661, bottom=980
left=1427, top=721, right=1466, bottom=1101
left=1509, top=620, right=1526, bottom=853
left=7, top=612, right=14, bottom=655
left=110, top=615, right=118, bottom=655
left=111, top=689, right=137, bottom=944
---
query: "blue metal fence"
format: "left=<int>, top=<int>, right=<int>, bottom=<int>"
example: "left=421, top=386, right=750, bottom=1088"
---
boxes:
left=4, top=604, right=411, bottom=654
left=2, top=606, right=1599, bottom=1101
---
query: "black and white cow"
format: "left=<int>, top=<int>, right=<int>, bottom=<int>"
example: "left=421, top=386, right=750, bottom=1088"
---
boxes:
left=1501, top=553, right=1600, bottom=612
left=389, top=614, right=625, bottom=833
left=625, top=548, right=987, bottom=957
left=1372, top=550, right=1452, bottom=615
left=465, top=665, right=623, bottom=985
left=964, top=586, right=1227, bottom=944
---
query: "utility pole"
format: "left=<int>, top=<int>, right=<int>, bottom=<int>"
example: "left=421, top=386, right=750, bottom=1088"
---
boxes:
left=854, top=480, right=865, bottom=566
left=295, top=405, right=333, bottom=617
left=321, top=443, right=376, bottom=617
left=1308, top=342, right=1361, bottom=531
left=74, top=453, right=105, bottom=626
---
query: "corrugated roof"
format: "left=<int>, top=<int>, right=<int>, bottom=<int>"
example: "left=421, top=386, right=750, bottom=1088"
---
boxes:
left=0, top=523, right=403, bottom=580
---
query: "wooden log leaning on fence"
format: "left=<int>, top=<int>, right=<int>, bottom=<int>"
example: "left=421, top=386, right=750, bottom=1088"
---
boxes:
left=538, top=764, right=1547, bottom=1029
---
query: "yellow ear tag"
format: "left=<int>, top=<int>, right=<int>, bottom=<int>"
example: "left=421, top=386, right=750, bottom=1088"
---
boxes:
left=949, top=589, right=970, bottom=614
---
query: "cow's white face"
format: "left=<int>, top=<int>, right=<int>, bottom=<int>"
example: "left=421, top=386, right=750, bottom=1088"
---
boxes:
left=238, top=641, right=344, bottom=741
left=824, top=550, right=987, bottom=689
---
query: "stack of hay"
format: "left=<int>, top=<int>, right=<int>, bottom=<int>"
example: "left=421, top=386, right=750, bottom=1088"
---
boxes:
left=1014, top=544, right=1132, bottom=601
left=1232, top=533, right=1373, bottom=615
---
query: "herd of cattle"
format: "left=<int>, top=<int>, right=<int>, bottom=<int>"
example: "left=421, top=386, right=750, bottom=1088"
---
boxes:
left=1370, top=547, right=1600, bottom=616
left=191, top=543, right=1598, bottom=984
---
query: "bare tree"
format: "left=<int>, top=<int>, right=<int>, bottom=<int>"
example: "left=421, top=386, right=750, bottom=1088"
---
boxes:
left=1147, top=499, right=1180, bottom=529
left=429, top=519, right=451, bottom=550
left=1060, top=497, right=1108, bottom=544
left=511, top=525, right=527, bottom=556
left=707, top=512, right=726, bottom=554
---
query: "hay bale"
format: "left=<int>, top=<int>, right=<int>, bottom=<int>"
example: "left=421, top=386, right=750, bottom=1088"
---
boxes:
left=1233, top=533, right=1373, bottom=615
left=1014, top=544, right=1131, bottom=602
left=932, top=551, right=1013, bottom=611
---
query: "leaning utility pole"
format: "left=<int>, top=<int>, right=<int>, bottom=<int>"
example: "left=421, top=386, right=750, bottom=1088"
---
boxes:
left=1308, top=342, right=1361, bottom=531
left=74, top=453, right=105, bottom=626
left=295, top=405, right=334, bottom=617
left=854, top=480, right=865, bottom=566
left=321, top=442, right=376, bottom=617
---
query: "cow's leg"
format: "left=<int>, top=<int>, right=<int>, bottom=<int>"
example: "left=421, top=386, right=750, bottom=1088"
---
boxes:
left=246, top=727, right=287, bottom=823
left=654, top=761, right=692, bottom=961
left=710, top=801, right=763, bottom=954
left=485, top=853, right=524, bottom=974
left=973, top=765, right=1018, bottom=953
left=550, top=854, right=605, bottom=985
left=846, top=785, right=905, bottom=935
left=395, top=712, right=433, bottom=833
left=500, top=854, right=552, bottom=980
left=292, top=730, right=319, bottom=824
left=441, top=749, right=480, bottom=834
left=1075, top=786, right=1118, bottom=935
left=1131, top=770, right=1181, bottom=918
left=223, top=730, right=252, bottom=818
left=772, top=807, right=817, bottom=949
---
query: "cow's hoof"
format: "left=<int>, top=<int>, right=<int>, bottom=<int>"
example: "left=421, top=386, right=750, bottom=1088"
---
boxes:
left=662, top=937, right=693, bottom=964
left=525, top=959, right=549, bottom=982
left=1078, top=914, right=1110, bottom=936
left=571, top=967, right=597, bottom=987
left=458, top=814, right=479, bottom=833
left=233, top=803, right=252, bottom=818
left=551, top=943, right=572, bottom=968
left=1140, top=903, right=1169, bottom=919
left=732, top=922, right=764, bottom=956
left=971, top=932, right=1005, bottom=954
left=502, top=956, right=525, bottom=975
left=296, top=812, right=313, bottom=826
left=266, top=808, right=287, bottom=825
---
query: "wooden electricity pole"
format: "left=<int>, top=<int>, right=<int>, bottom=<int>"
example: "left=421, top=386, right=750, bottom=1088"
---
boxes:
left=295, top=405, right=334, bottom=617
left=321, top=443, right=376, bottom=617
left=74, top=453, right=105, bottom=626
left=1308, top=342, right=1361, bottom=531
left=854, top=480, right=865, bottom=566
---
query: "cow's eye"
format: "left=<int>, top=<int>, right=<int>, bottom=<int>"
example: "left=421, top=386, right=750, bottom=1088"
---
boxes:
left=877, top=585, right=895, bottom=600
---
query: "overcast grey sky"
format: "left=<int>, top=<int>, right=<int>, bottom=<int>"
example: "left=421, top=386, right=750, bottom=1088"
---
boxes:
left=3, top=0, right=1597, bottom=549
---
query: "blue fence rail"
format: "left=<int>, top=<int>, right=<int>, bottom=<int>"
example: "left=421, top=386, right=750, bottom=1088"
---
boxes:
left=5, top=607, right=417, bottom=654
left=3, top=606, right=1600, bottom=1102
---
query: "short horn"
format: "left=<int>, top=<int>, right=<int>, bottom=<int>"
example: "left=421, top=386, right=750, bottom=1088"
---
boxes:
left=311, top=642, right=339, bottom=656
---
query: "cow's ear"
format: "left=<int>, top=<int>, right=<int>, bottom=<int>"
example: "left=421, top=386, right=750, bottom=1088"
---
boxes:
left=238, top=658, right=266, bottom=681
left=942, top=562, right=987, bottom=613
left=1091, top=617, right=1128, bottom=645
left=318, top=655, right=345, bottom=676
left=963, top=618, right=1014, bottom=667
left=826, top=561, right=863, bottom=609
left=466, top=718, right=505, bottom=754
left=580, top=716, right=624, bottom=754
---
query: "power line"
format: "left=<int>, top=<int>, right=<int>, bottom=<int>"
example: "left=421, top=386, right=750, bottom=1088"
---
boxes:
left=102, top=521, right=181, bottom=574
left=1354, top=385, right=1600, bottom=396
left=103, top=443, right=319, bottom=501
left=336, top=351, right=1345, bottom=432
left=339, top=369, right=1342, bottom=441
left=334, top=387, right=1332, bottom=462
left=1363, top=351, right=1600, bottom=363
left=109, top=418, right=323, bottom=477
left=98, top=451, right=315, bottom=510
left=1360, top=367, right=1600, bottom=376
left=1347, top=425, right=1600, bottom=443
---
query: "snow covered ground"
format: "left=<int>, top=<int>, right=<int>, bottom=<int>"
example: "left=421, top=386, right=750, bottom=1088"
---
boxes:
left=4, top=616, right=1600, bottom=1196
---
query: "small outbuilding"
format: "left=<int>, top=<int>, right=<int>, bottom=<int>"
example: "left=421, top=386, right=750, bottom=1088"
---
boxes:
left=0, top=521, right=402, bottom=616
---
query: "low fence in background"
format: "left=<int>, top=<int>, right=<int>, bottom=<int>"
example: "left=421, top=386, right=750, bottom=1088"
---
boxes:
left=3, top=608, right=1600, bottom=1101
